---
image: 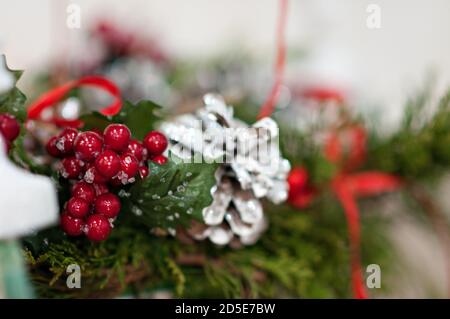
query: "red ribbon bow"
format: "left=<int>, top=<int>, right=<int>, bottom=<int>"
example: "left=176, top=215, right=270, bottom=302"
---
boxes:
left=27, top=75, right=122, bottom=128
left=289, top=125, right=402, bottom=298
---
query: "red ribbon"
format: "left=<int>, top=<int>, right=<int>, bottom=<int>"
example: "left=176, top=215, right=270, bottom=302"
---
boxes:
left=27, top=76, right=122, bottom=128
left=258, top=0, right=288, bottom=120
left=289, top=125, right=402, bottom=298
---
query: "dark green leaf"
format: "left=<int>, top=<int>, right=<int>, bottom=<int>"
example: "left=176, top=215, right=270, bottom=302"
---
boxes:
left=0, top=56, right=27, bottom=121
left=114, top=100, right=163, bottom=140
left=128, top=156, right=219, bottom=229
left=79, top=111, right=112, bottom=131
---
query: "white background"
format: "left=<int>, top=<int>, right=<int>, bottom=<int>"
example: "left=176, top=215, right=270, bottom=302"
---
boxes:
left=1, top=0, right=450, bottom=121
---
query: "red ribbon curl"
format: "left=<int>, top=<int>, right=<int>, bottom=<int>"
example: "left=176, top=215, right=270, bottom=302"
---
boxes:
left=27, top=76, right=122, bottom=128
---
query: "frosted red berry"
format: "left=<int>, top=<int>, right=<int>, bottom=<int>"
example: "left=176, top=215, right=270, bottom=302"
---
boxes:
left=86, top=214, right=112, bottom=241
left=56, top=128, right=78, bottom=155
left=151, top=154, right=168, bottom=165
left=94, top=193, right=121, bottom=218
left=0, top=113, right=20, bottom=141
left=95, top=150, right=120, bottom=178
left=117, top=153, right=139, bottom=184
left=126, top=139, right=147, bottom=161
left=73, top=131, right=103, bottom=161
left=139, top=165, right=149, bottom=179
left=103, top=124, right=131, bottom=152
left=66, top=197, right=90, bottom=218
left=61, top=213, right=84, bottom=236
left=46, top=136, right=63, bottom=158
left=61, top=156, right=83, bottom=179
left=53, top=125, right=163, bottom=241
left=71, top=181, right=96, bottom=203
left=84, top=165, right=109, bottom=184
left=143, top=131, right=168, bottom=156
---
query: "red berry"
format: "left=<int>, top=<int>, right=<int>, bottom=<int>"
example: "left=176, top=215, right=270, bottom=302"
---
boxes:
left=46, top=136, right=63, bottom=158
left=288, top=167, right=308, bottom=192
left=117, top=154, right=139, bottom=184
left=74, top=131, right=103, bottom=161
left=94, top=193, right=121, bottom=218
left=143, top=131, right=168, bottom=156
left=95, top=150, right=120, bottom=178
left=139, top=165, right=149, bottom=179
left=66, top=197, right=90, bottom=218
left=287, top=167, right=316, bottom=209
left=93, top=183, right=109, bottom=196
left=56, top=128, right=78, bottom=155
left=61, top=157, right=83, bottom=179
left=61, top=213, right=84, bottom=236
left=151, top=154, right=168, bottom=165
left=103, top=124, right=131, bottom=152
left=126, top=139, right=147, bottom=161
left=71, top=181, right=96, bottom=203
left=86, top=214, right=112, bottom=241
left=0, top=113, right=20, bottom=141
left=84, top=165, right=109, bottom=184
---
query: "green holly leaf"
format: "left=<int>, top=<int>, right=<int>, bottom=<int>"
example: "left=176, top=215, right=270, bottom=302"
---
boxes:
left=0, top=56, right=26, bottom=121
left=113, top=100, right=163, bottom=140
left=128, top=156, right=219, bottom=229
left=79, top=111, right=113, bottom=131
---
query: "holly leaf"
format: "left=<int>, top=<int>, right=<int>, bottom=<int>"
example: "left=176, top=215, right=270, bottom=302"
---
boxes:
left=79, top=111, right=112, bottom=131
left=128, top=156, right=219, bottom=229
left=113, top=100, right=163, bottom=140
left=0, top=56, right=26, bottom=121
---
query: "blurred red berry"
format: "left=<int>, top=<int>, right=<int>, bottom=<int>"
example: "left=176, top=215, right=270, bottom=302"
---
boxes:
left=0, top=113, right=20, bottom=141
left=150, top=154, right=167, bottom=165
left=143, top=131, right=167, bottom=156
left=66, top=197, right=90, bottom=218
left=95, top=150, right=120, bottom=178
left=126, top=139, right=147, bottom=161
left=86, top=214, right=112, bottom=241
left=46, top=136, right=63, bottom=158
left=61, top=157, right=83, bottom=179
left=71, top=181, right=96, bottom=203
left=61, top=213, right=84, bottom=236
left=56, top=128, right=78, bottom=155
left=139, top=165, right=149, bottom=179
left=103, top=124, right=131, bottom=152
left=117, top=153, right=139, bottom=184
left=84, top=164, right=109, bottom=184
left=74, top=131, right=103, bottom=161
left=94, top=193, right=121, bottom=218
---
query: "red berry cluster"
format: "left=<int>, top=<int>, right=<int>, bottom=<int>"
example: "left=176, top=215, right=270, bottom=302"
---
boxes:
left=46, top=124, right=169, bottom=241
left=0, top=113, right=20, bottom=152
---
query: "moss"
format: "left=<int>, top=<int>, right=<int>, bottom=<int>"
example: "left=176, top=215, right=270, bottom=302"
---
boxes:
left=24, top=200, right=392, bottom=298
